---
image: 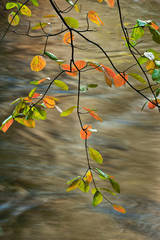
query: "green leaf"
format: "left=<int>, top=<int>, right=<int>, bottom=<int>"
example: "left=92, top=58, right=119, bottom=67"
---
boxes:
left=78, top=180, right=89, bottom=192
left=12, top=101, right=26, bottom=117
left=128, top=73, right=147, bottom=84
left=155, top=88, right=160, bottom=97
left=30, top=0, right=39, bottom=7
left=11, top=98, right=21, bottom=105
left=149, top=26, right=160, bottom=44
left=96, top=168, right=110, bottom=180
left=28, top=88, right=37, bottom=98
left=60, top=106, right=76, bottom=117
left=54, top=80, right=69, bottom=91
left=131, top=24, right=144, bottom=41
left=6, top=2, right=18, bottom=9
left=89, top=147, right=103, bottom=164
left=8, top=11, right=20, bottom=26
left=67, top=176, right=81, bottom=185
left=100, top=188, right=117, bottom=196
left=92, top=191, right=103, bottom=207
left=66, top=178, right=81, bottom=192
left=138, top=56, right=148, bottom=65
left=109, top=178, right=120, bottom=193
left=32, top=22, right=48, bottom=30
left=87, top=84, right=98, bottom=88
left=64, top=17, right=79, bottom=29
left=152, top=69, right=160, bottom=82
left=65, top=0, right=74, bottom=6
left=44, top=51, right=58, bottom=61
left=32, top=106, right=47, bottom=120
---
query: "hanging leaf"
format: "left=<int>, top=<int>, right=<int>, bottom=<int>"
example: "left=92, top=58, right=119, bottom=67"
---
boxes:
left=30, top=55, right=46, bottom=72
left=109, top=178, right=120, bottom=193
left=30, top=0, right=39, bottom=7
left=83, top=170, right=92, bottom=183
left=64, top=17, right=79, bottom=28
left=28, top=88, right=37, bottom=98
left=152, top=69, right=160, bottom=82
left=30, top=77, right=50, bottom=85
left=66, top=178, right=81, bottom=192
left=150, top=22, right=159, bottom=31
left=100, top=188, right=117, bottom=196
left=32, top=22, right=48, bottom=30
left=1, top=116, right=14, bottom=133
left=114, top=73, right=128, bottom=87
left=148, top=100, right=156, bottom=109
left=131, top=24, right=144, bottom=41
left=88, top=11, right=104, bottom=26
left=92, top=190, right=103, bottom=207
left=128, top=73, right=147, bottom=84
left=74, top=4, right=80, bottom=13
left=80, top=124, right=92, bottom=140
left=15, top=118, right=35, bottom=128
left=113, top=205, right=126, bottom=214
left=96, top=168, right=110, bottom=180
left=78, top=179, right=90, bottom=192
left=146, top=60, right=155, bottom=74
left=8, top=12, right=20, bottom=26
left=20, top=5, right=32, bottom=16
left=75, top=60, right=86, bottom=70
left=138, top=56, right=148, bottom=65
left=54, top=80, right=69, bottom=91
left=61, top=64, right=77, bottom=76
left=44, top=51, right=58, bottom=61
left=89, top=147, right=103, bottom=164
left=6, top=2, right=18, bottom=9
left=149, top=26, right=160, bottom=44
left=63, top=32, right=74, bottom=45
left=43, top=96, right=56, bottom=108
left=32, top=106, right=47, bottom=120
left=105, top=0, right=115, bottom=8
left=60, top=106, right=76, bottom=117
left=83, top=107, right=103, bottom=122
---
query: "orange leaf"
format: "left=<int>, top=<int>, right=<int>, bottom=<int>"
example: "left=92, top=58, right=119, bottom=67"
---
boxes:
left=114, top=73, right=128, bottom=87
left=1, top=118, right=14, bottom=133
left=113, top=205, right=126, bottom=214
left=83, top=107, right=103, bottom=122
left=88, top=62, right=103, bottom=72
left=24, top=93, right=40, bottom=102
left=38, top=78, right=49, bottom=84
left=30, top=55, right=46, bottom=72
left=61, top=64, right=77, bottom=77
left=75, top=60, right=86, bottom=70
left=63, top=32, right=74, bottom=44
left=101, top=65, right=116, bottom=87
left=43, top=96, right=56, bottom=108
left=97, top=0, right=103, bottom=2
left=148, top=101, right=156, bottom=109
left=80, top=124, right=92, bottom=140
left=146, top=60, right=155, bottom=74
left=84, top=170, right=92, bottom=183
left=151, top=22, right=159, bottom=31
left=88, top=11, right=104, bottom=26
left=105, top=0, right=115, bottom=8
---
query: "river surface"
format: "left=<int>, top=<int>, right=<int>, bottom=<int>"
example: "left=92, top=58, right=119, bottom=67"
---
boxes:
left=0, top=0, right=160, bottom=239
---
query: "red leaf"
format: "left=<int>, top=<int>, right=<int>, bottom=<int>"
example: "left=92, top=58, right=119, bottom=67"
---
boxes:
left=114, top=73, right=128, bottom=87
left=148, top=101, right=156, bottom=109
left=113, top=205, right=126, bottom=214
left=75, top=60, right=86, bottom=70
left=80, top=124, right=92, bottom=140
left=83, top=107, right=103, bottom=122
left=61, top=64, right=77, bottom=77
left=1, top=118, right=14, bottom=133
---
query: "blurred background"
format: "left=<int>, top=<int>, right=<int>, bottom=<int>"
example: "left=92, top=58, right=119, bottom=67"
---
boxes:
left=0, top=0, right=160, bottom=239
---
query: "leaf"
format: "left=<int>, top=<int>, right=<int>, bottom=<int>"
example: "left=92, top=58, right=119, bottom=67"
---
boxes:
left=150, top=22, right=159, bottom=31
left=113, top=205, right=126, bottom=214
left=30, top=55, right=46, bottom=72
left=74, top=4, right=80, bottom=13
left=32, top=106, right=47, bottom=120
left=87, top=84, right=98, bottom=88
left=75, top=60, right=86, bottom=70
left=65, top=0, right=74, bottom=6
left=131, top=24, right=144, bottom=41
left=78, top=179, right=90, bottom=192
left=61, top=64, right=77, bottom=77
left=60, top=106, right=76, bottom=117
left=28, top=88, right=37, bottom=98
left=105, top=0, right=115, bottom=8
left=63, top=32, right=74, bottom=45
left=30, top=0, right=39, bottom=7
left=88, top=11, right=104, bottom=26
left=66, top=178, right=81, bottom=192
left=92, top=191, right=103, bottom=207
left=102, top=66, right=114, bottom=87
left=128, top=73, right=147, bottom=84
left=152, top=69, right=160, bottom=82
left=80, top=124, right=92, bottom=140
left=148, top=100, right=156, bottom=109
left=1, top=116, right=14, bottom=133
left=32, top=22, right=48, bottom=30
left=15, top=118, right=35, bottom=128
left=100, top=188, right=117, bottom=196
left=54, top=80, right=69, bottom=91
left=83, top=107, right=102, bottom=122
left=64, top=17, right=79, bottom=28
left=149, top=26, right=160, bottom=44
left=89, top=147, right=103, bottom=164
left=146, top=60, right=155, bottom=74
left=8, top=12, right=20, bottom=26
left=114, top=73, right=128, bottom=87
left=43, top=96, right=56, bottom=108
left=30, top=77, right=50, bottom=85
left=138, top=56, right=148, bottom=65
left=96, top=168, right=110, bottom=180
left=20, top=5, right=31, bottom=16
left=6, top=2, right=18, bottom=9
left=83, top=170, right=92, bottom=183
left=67, top=176, right=81, bottom=185
left=109, top=178, right=120, bottom=193
left=44, top=51, right=58, bottom=61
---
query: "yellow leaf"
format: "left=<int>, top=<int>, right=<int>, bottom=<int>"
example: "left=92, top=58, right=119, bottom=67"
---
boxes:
left=43, top=96, right=56, bottom=108
left=74, top=4, right=80, bottom=13
left=84, top=170, right=92, bottom=183
left=66, top=179, right=81, bottom=192
left=88, top=11, right=104, bottom=26
left=15, top=118, right=35, bottom=128
left=89, top=147, right=103, bottom=164
left=8, top=11, right=20, bottom=26
left=97, top=0, right=103, bottom=2
left=30, top=55, right=46, bottom=72
left=20, top=5, right=31, bottom=16
left=146, top=60, right=155, bottom=74
left=113, top=205, right=126, bottom=214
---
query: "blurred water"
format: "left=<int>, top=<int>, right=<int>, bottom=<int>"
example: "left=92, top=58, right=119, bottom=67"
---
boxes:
left=0, top=0, right=160, bottom=239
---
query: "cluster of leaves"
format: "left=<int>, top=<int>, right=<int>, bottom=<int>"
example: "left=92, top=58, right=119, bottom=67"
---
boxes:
left=1, top=0, right=160, bottom=214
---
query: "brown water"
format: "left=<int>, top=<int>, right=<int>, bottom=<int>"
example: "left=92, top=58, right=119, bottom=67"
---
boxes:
left=0, top=0, right=160, bottom=239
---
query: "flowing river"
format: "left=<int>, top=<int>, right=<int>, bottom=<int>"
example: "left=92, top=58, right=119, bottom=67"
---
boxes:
left=0, top=0, right=160, bottom=239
